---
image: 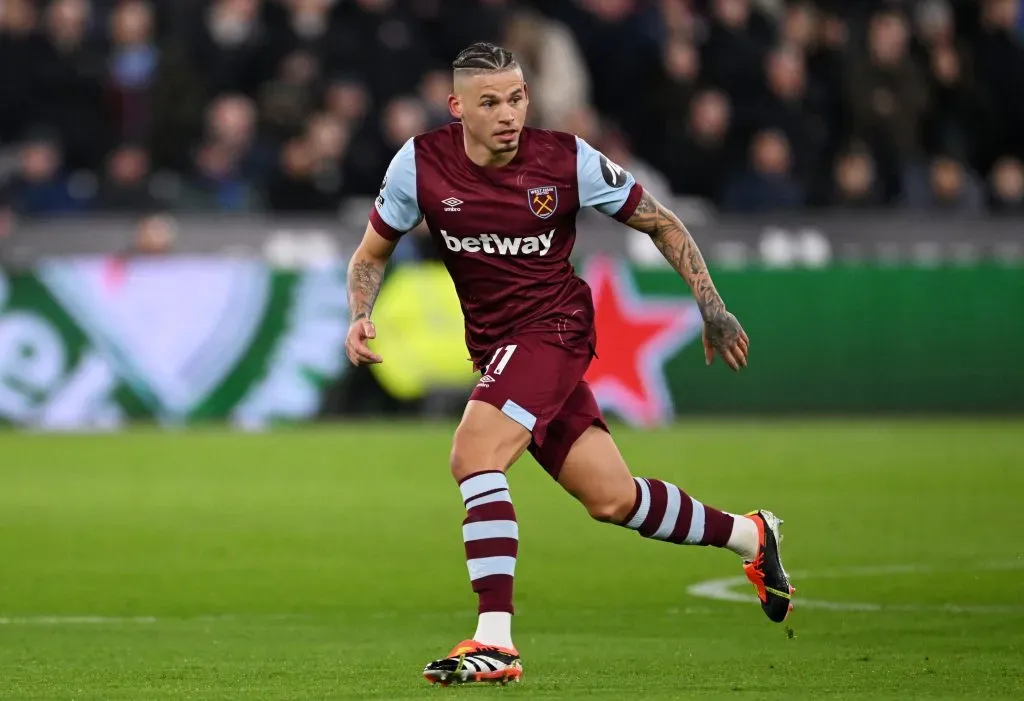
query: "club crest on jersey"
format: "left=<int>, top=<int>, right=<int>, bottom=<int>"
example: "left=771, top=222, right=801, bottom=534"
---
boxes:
left=527, top=186, right=558, bottom=219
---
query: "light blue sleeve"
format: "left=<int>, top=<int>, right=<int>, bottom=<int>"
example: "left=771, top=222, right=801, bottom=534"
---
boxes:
left=373, top=137, right=423, bottom=234
left=576, top=135, right=637, bottom=216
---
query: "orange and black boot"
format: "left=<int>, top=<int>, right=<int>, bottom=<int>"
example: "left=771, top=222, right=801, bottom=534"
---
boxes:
left=423, top=639, right=523, bottom=686
left=743, top=510, right=795, bottom=623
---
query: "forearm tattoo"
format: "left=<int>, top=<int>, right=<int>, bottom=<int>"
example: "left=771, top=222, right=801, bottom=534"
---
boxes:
left=626, top=192, right=726, bottom=324
left=348, top=259, right=385, bottom=321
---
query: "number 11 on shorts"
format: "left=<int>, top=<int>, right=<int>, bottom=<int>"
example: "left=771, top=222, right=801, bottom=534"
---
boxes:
left=485, top=345, right=518, bottom=375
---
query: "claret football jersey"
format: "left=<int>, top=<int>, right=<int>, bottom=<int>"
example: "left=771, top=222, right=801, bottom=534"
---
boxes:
left=369, top=122, right=644, bottom=367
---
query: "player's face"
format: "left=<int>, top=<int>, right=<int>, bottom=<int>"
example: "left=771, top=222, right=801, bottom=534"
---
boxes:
left=450, top=69, right=529, bottom=158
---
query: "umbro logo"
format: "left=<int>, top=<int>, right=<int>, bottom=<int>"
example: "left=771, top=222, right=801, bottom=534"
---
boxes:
left=442, top=197, right=463, bottom=212
left=476, top=374, right=495, bottom=387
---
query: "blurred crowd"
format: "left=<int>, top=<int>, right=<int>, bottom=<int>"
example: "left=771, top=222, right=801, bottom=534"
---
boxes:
left=1, top=0, right=1023, bottom=220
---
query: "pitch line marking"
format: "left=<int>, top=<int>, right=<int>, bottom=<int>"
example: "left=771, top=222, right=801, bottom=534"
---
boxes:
left=686, top=560, right=1024, bottom=614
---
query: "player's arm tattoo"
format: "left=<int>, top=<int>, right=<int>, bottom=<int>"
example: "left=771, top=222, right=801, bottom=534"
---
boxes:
left=347, top=257, right=385, bottom=322
left=625, top=191, right=742, bottom=344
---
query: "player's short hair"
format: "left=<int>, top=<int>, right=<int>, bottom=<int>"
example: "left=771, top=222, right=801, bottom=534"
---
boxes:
left=452, top=42, right=519, bottom=75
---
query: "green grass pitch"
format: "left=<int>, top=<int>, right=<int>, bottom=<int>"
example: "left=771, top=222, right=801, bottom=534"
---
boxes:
left=1, top=420, right=1022, bottom=700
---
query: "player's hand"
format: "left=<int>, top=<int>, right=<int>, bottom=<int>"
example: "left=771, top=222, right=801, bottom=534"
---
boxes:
left=345, top=317, right=383, bottom=366
left=702, top=312, right=749, bottom=372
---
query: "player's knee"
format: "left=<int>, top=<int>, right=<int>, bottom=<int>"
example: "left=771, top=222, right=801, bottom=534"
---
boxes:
left=450, top=404, right=531, bottom=481
left=585, top=492, right=636, bottom=524
left=449, top=443, right=474, bottom=481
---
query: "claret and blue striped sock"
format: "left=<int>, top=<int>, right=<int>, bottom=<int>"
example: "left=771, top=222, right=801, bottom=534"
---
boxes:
left=458, top=470, right=518, bottom=650
left=620, top=477, right=759, bottom=560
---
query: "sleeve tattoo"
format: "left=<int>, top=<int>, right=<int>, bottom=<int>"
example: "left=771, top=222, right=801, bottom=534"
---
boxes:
left=347, top=259, right=385, bottom=322
left=625, top=191, right=727, bottom=324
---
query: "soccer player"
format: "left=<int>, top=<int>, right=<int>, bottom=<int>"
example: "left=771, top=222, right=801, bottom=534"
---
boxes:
left=345, top=42, right=794, bottom=686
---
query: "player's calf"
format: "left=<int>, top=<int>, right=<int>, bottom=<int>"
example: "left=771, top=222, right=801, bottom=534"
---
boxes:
left=618, top=480, right=794, bottom=622
left=559, top=428, right=758, bottom=555
left=618, top=477, right=750, bottom=552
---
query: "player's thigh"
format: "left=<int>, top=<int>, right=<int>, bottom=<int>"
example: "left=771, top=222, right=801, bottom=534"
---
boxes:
left=557, top=425, right=637, bottom=523
left=450, top=399, right=533, bottom=480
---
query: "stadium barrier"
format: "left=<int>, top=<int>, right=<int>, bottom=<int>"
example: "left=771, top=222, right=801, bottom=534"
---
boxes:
left=599, top=259, right=1024, bottom=420
left=0, top=257, right=1020, bottom=430
left=0, top=258, right=350, bottom=429
left=4, top=206, right=1022, bottom=267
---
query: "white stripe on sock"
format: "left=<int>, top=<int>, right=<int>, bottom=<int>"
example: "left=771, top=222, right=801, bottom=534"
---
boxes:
left=686, top=497, right=705, bottom=544
left=467, top=555, right=517, bottom=581
left=625, top=478, right=650, bottom=530
left=462, top=520, right=519, bottom=542
left=460, top=472, right=509, bottom=503
left=465, top=490, right=512, bottom=510
left=653, top=483, right=682, bottom=540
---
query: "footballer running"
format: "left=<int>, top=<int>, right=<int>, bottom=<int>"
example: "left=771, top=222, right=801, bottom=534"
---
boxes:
left=345, top=41, right=794, bottom=686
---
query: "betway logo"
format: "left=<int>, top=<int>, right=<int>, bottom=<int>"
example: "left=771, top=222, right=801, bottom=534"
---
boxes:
left=441, top=229, right=555, bottom=256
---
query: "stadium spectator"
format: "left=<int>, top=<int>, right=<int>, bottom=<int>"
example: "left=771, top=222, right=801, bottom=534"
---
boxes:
left=267, top=111, right=349, bottom=212
left=904, top=153, right=987, bottom=213
left=738, top=43, right=828, bottom=186
left=722, top=128, right=806, bottom=212
left=847, top=7, right=930, bottom=205
left=830, top=145, right=885, bottom=209
left=134, top=212, right=177, bottom=256
left=974, top=0, right=1024, bottom=160
left=501, top=7, right=590, bottom=128
left=923, top=40, right=1001, bottom=173
left=663, top=89, right=739, bottom=202
left=106, top=0, right=160, bottom=144
left=649, top=33, right=701, bottom=146
left=0, top=0, right=41, bottom=145
left=8, top=132, right=90, bottom=215
left=35, top=0, right=106, bottom=172
left=193, top=0, right=268, bottom=97
left=988, top=156, right=1024, bottom=212
left=258, top=49, right=322, bottom=141
left=95, top=142, right=157, bottom=212
left=416, top=69, right=454, bottom=129
left=701, top=0, right=776, bottom=97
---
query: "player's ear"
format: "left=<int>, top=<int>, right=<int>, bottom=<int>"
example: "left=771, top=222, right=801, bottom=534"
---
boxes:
left=448, top=93, right=462, bottom=120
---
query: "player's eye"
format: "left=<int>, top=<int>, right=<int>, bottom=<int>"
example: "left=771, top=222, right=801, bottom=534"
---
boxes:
left=481, top=101, right=494, bottom=108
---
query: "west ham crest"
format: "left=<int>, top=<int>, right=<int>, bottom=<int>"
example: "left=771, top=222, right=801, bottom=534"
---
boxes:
left=527, top=186, right=558, bottom=219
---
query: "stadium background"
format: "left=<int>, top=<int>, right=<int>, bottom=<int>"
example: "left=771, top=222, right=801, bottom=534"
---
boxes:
left=1, top=0, right=1022, bottom=427
left=2, top=2, right=1023, bottom=698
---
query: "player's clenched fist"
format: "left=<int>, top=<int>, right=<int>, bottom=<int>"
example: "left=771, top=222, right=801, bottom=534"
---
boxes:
left=345, top=316, right=383, bottom=366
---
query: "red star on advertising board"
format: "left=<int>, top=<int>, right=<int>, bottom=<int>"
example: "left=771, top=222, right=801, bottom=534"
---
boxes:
left=582, top=256, right=703, bottom=427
